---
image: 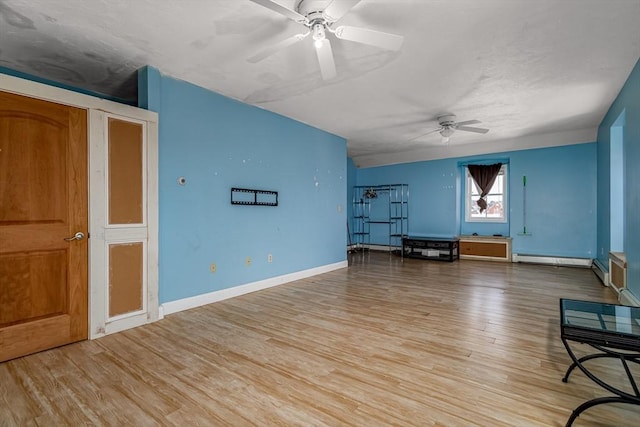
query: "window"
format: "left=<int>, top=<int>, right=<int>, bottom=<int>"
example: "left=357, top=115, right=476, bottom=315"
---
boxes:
left=465, top=164, right=507, bottom=222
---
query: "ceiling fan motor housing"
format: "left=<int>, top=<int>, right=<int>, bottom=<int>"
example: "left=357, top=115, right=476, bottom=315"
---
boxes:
left=438, top=114, right=457, bottom=127
left=296, top=0, right=337, bottom=23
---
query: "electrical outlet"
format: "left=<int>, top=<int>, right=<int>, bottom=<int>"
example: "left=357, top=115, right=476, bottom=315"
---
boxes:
left=210, top=263, right=216, bottom=273
left=246, top=257, right=251, bottom=267
left=268, top=254, right=273, bottom=263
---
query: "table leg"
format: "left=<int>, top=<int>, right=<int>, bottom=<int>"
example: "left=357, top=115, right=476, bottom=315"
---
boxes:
left=565, top=396, right=635, bottom=427
left=562, top=353, right=616, bottom=383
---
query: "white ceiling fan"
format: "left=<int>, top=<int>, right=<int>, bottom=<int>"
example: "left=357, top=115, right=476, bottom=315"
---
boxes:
left=413, top=114, right=490, bottom=143
left=248, top=0, right=404, bottom=80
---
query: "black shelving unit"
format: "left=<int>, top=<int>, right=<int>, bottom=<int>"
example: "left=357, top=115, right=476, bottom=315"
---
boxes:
left=351, top=196, right=371, bottom=250
left=351, top=184, right=409, bottom=252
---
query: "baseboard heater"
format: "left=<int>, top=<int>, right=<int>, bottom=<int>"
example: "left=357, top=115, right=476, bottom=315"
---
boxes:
left=512, top=253, right=592, bottom=268
left=591, top=259, right=609, bottom=285
left=619, top=289, right=640, bottom=307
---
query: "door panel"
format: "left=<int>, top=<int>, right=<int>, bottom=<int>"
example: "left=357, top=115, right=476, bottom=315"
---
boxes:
left=108, top=242, right=144, bottom=318
left=0, top=91, right=88, bottom=362
left=108, top=118, right=144, bottom=225
left=0, top=113, right=67, bottom=224
left=0, top=250, right=66, bottom=326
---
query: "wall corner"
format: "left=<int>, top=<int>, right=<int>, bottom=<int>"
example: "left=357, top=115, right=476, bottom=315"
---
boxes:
left=138, top=66, right=161, bottom=112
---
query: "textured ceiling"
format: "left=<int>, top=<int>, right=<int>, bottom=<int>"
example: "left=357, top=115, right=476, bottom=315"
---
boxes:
left=1, top=0, right=639, bottom=167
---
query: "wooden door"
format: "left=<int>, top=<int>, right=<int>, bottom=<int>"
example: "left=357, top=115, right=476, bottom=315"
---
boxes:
left=0, top=91, right=88, bottom=362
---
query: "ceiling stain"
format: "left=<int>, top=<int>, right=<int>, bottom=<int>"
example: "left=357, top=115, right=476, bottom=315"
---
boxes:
left=191, top=36, right=215, bottom=50
left=40, top=13, right=56, bottom=23
left=83, top=51, right=107, bottom=61
left=97, top=69, right=138, bottom=102
left=20, top=59, right=86, bottom=83
left=0, top=0, right=35, bottom=29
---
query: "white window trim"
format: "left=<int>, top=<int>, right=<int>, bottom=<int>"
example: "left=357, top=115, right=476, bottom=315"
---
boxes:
left=465, top=164, right=508, bottom=223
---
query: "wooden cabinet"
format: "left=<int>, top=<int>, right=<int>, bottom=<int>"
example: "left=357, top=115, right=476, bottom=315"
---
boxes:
left=459, top=235, right=512, bottom=262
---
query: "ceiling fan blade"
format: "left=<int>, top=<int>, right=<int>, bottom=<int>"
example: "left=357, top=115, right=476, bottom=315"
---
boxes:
left=455, top=119, right=481, bottom=126
left=249, top=0, right=307, bottom=24
left=247, top=33, right=309, bottom=63
left=315, top=39, right=337, bottom=80
left=409, top=127, right=442, bottom=141
left=334, top=25, right=404, bottom=51
left=323, top=0, right=361, bottom=22
left=456, top=126, right=489, bottom=134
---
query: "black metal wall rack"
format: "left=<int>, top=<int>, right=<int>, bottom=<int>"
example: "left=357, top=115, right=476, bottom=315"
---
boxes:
left=231, top=187, right=278, bottom=206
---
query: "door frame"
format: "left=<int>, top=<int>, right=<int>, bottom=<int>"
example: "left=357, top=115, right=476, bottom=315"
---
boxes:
left=0, top=73, right=159, bottom=339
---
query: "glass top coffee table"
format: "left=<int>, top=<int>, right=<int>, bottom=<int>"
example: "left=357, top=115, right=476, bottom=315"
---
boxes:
left=560, top=298, right=640, bottom=426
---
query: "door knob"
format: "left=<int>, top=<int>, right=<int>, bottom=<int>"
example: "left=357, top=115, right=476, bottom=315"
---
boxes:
left=64, top=232, right=85, bottom=241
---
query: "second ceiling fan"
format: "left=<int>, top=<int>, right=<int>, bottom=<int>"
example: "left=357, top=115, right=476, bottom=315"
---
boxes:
left=413, top=115, right=490, bottom=143
left=248, top=0, right=404, bottom=80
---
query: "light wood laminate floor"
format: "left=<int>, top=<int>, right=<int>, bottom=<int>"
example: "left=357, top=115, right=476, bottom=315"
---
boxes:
left=1, top=252, right=638, bottom=426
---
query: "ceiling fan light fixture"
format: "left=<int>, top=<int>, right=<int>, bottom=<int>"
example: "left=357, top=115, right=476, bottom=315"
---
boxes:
left=312, top=23, right=326, bottom=49
left=440, top=127, right=455, bottom=138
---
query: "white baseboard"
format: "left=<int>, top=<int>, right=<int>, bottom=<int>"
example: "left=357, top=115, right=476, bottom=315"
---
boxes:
left=619, top=289, right=640, bottom=307
left=161, top=260, right=348, bottom=316
left=512, top=254, right=592, bottom=267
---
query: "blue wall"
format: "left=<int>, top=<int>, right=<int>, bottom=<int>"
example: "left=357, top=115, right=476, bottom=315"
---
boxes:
left=597, top=57, right=640, bottom=301
left=355, top=143, right=597, bottom=258
left=610, top=119, right=625, bottom=252
left=139, top=67, right=347, bottom=304
left=357, top=159, right=460, bottom=242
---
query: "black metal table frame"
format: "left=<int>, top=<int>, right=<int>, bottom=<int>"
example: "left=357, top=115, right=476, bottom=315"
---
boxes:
left=560, top=300, right=640, bottom=426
